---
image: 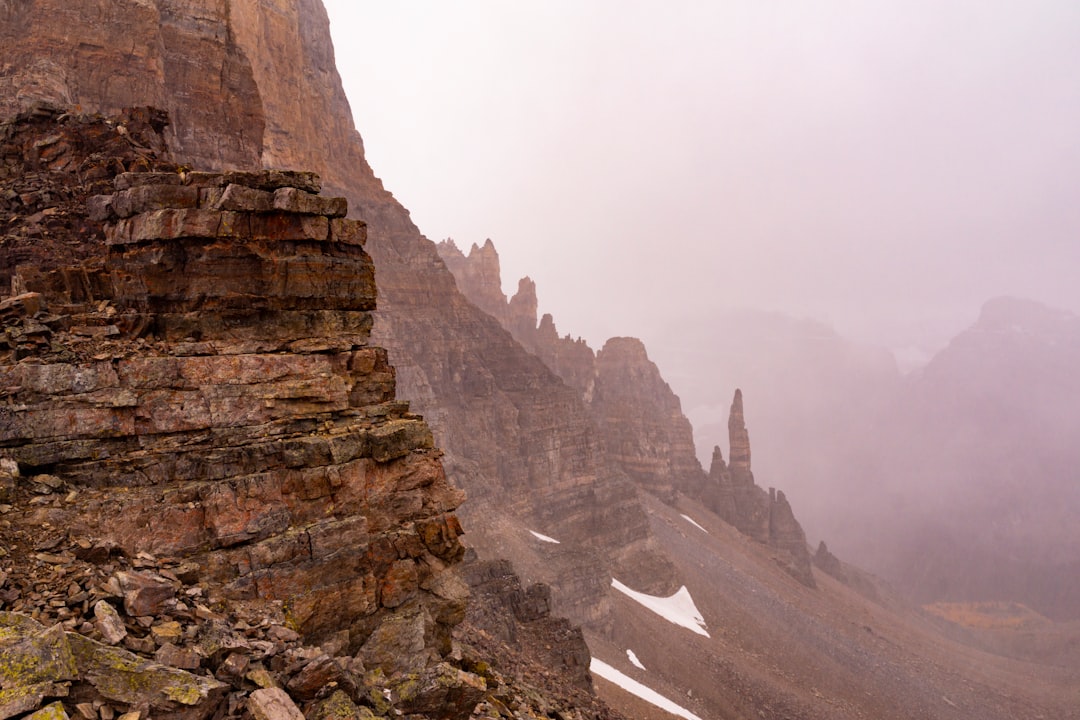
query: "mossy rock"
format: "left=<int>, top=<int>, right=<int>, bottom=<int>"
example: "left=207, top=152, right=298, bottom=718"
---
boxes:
left=67, top=633, right=226, bottom=711
left=25, top=701, right=70, bottom=720
left=310, top=690, right=380, bottom=720
left=0, top=623, right=77, bottom=689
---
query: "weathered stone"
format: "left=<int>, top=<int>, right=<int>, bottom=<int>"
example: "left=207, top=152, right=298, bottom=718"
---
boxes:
left=111, top=184, right=199, bottom=218
left=154, top=643, right=202, bottom=671
left=92, top=601, right=126, bottom=645
left=247, top=688, right=304, bottom=720
left=380, top=560, right=418, bottom=609
left=0, top=683, right=66, bottom=720
left=388, top=663, right=485, bottom=720
left=115, top=173, right=182, bottom=191
left=219, top=171, right=321, bottom=195
left=0, top=622, right=77, bottom=688
left=309, top=690, right=376, bottom=720
left=367, top=420, right=433, bottom=463
left=814, top=541, right=847, bottom=583
left=213, top=184, right=273, bottom=213
left=0, top=293, right=43, bottom=319
left=213, top=653, right=249, bottom=684
left=272, top=187, right=346, bottom=217
left=357, top=604, right=432, bottom=676
left=87, top=195, right=114, bottom=222
left=115, top=571, right=174, bottom=617
left=329, top=218, right=366, bottom=247
left=150, top=620, right=183, bottom=646
left=728, top=389, right=752, bottom=480
left=67, top=633, right=226, bottom=715
left=285, top=654, right=344, bottom=701
left=25, top=701, right=69, bottom=720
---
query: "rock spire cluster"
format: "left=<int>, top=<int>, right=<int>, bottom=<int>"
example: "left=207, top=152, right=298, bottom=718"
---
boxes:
left=437, top=237, right=817, bottom=588
left=707, top=391, right=815, bottom=587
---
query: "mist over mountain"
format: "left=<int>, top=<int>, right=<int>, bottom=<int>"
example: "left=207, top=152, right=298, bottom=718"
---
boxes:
left=643, top=295, right=1080, bottom=621
left=1, top=2, right=1079, bottom=720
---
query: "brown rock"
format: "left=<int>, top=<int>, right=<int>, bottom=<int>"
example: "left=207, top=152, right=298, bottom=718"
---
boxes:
left=0, top=683, right=67, bottom=720
left=111, top=184, right=198, bottom=218
left=115, top=571, right=174, bottom=618
left=214, top=653, right=249, bottom=684
left=150, top=620, right=183, bottom=646
left=389, top=663, right=485, bottom=720
left=285, top=654, right=344, bottom=701
left=357, top=604, right=432, bottom=676
left=247, top=688, right=304, bottom=720
left=272, top=187, right=347, bottom=217
left=0, top=622, right=77, bottom=687
left=813, top=541, right=848, bottom=583
left=154, top=643, right=202, bottom=671
left=309, top=691, right=375, bottom=720
left=728, top=389, right=752, bottom=481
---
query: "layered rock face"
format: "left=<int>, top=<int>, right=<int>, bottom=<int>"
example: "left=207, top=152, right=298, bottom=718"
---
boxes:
left=0, top=110, right=467, bottom=670
left=590, top=337, right=707, bottom=500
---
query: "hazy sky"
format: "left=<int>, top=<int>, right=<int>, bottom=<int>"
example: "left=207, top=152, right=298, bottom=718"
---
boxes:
left=322, top=1, right=1080, bottom=356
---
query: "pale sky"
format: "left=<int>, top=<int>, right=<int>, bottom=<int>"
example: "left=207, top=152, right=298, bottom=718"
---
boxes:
left=322, top=1, right=1080, bottom=356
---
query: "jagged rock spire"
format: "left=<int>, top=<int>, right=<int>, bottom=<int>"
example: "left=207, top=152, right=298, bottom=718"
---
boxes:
left=728, top=388, right=752, bottom=480
left=708, top=445, right=728, bottom=478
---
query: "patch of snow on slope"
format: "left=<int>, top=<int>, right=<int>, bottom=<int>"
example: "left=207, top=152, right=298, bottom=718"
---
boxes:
left=626, top=649, right=645, bottom=670
left=680, top=514, right=708, bottom=533
left=611, top=578, right=709, bottom=637
left=529, top=530, right=561, bottom=544
left=591, top=658, right=702, bottom=720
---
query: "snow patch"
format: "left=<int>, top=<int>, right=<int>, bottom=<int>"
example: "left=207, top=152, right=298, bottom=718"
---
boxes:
left=626, top=649, right=645, bottom=670
left=591, top=658, right=702, bottom=720
left=529, top=530, right=561, bottom=544
left=680, top=514, right=708, bottom=533
left=611, top=578, right=710, bottom=637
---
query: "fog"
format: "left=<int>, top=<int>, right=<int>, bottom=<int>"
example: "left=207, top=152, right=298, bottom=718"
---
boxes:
left=323, top=0, right=1080, bottom=361
left=321, top=2, right=1080, bottom=617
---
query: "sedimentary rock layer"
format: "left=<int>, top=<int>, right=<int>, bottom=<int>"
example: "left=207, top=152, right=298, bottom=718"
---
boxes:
left=0, top=112, right=466, bottom=668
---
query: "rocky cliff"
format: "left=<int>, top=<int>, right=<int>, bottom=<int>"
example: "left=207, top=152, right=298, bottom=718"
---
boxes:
left=437, top=236, right=817, bottom=588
